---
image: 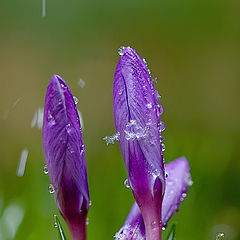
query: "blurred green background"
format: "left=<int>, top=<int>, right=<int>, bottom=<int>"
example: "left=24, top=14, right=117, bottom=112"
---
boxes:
left=0, top=0, right=239, bottom=239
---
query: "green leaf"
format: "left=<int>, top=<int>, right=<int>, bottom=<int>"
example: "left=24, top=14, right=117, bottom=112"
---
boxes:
left=54, top=214, right=67, bottom=240
left=166, top=224, right=176, bottom=240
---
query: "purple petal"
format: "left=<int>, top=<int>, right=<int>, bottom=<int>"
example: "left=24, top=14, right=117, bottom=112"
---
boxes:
left=114, top=157, right=192, bottom=240
left=42, top=75, right=89, bottom=239
left=113, top=47, right=165, bottom=235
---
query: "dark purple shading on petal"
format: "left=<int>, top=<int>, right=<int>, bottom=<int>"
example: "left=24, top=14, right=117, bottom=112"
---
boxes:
left=113, top=47, right=165, bottom=238
left=42, top=75, right=89, bottom=240
left=114, top=157, right=192, bottom=240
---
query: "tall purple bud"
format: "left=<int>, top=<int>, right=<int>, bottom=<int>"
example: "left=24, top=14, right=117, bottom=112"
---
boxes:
left=42, top=75, right=89, bottom=240
left=113, top=47, right=165, bottom=240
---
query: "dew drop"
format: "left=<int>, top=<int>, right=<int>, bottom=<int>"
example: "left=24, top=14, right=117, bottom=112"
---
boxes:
left=216, top=233, right=224, bottom=240
left=81, top=144, right=86, bottom=152
left=161, top=143, right=166, bottom=152
left=160, top=136, right=164, bottom=143
left=61, top=83, right=67, bottom=89
left=146, top=103, right=152, bottom=109
left=54, top=222, right=58, bottom=228
left=124, top=178, right=131, bottom=189
left=73, top=96, right=79, bottom=105
left=43, top=165, right=48, bottom=175
left=151, top=221, right=158, bottom=228
left=118, top=46, right=125, bottom=56
left=86, top=217, right=89, bottom=225
left=162, top=227, right=166, bottom=231
left=48, top=184, right=55, bottom=194
left=153, top=77, right=158, bottom=83
left=159, top=121, right=166, bottom=132
left=89, top=201, right=92, bottom=207
left=165, top=173, right=168, bottom=178
left=143, top=58, right=147, bottom=65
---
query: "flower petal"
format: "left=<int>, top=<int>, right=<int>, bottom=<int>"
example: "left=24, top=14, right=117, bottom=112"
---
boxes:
left=114, top=157, right=192, bottom=240
left=42, top=75, right=89, bottom=239
left=113, top=47, right=165, bottom=236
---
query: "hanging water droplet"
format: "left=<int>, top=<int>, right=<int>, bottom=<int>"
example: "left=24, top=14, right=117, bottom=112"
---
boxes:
left=89, top=201, right=92, bottom=207
left=160, top=136, right=164, bottom=142
left=157, top=105, right=164, bottom=115
left=48, top=184, right=55, bottom=194
left=86, top=217, right=89, bottom=225
left=161, top=143, right=166, bottom=152
left=216, top=233, right=224, bottom=240
left=143, top=58, right=147, bottom=65
left=61, top=83, right=67, bottom=89
left=124, top=178, right=130, bottom=188
left=165, top=173, right=168, bottom=178
left=81, top=144, right=86, bottom=152
left=54, top=221, right=58, bottom=228
left=118, top=46, right=125, bottom=56
left=159, top=121, right=166, bottom=132
left=73, top=96, right=79, bottom=105
left=43, top=165, right=48, bottom=174
left=162, top=226, right=166, bottom=231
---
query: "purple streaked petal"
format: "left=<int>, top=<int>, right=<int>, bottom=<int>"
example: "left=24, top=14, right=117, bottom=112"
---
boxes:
left=42, top=75, right=89, bottom=240
left=114, top=157, right=192, bottom=240
left=113, top=47, right=165, bottom=237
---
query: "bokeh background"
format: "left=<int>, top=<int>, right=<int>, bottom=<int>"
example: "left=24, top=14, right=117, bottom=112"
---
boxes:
left=0, top=0, right=239, bottom=239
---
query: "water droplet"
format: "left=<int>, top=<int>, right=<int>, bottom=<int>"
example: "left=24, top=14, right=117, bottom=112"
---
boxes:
left=160, top=136, right=164, bottom=142
left=157, top=105, right=164, bottom=115
left=161, top=143, right=166, bottom=152
left=216, top=233, right=224, bottom=240
left=165, top=173, right=168, bottom=178
left=73, top=96, right=79, bottom=105
left=43, top=165, right=48, bottom=174
left=162, top=227, right=166, bottom=231
left=146, top=103, right=152, bottom=109
left=124, top=178, right=131, bottom=188
left=153, top=77, right=158, bottom=83
left=54, top=222, right=58, bottom=228
left=185, top=174, right=193, bottom=186
left=61, top=83, right=67, bottom=89
left=143, top=58, right=147, bottom=65
left=81, top=144, right=86, bottom=152
left=151, top=221, right=158, bottom=228
left=86, top=217, right=89, bottom=225
left=159, top=121, right=166, bottom=132
left=103, top=132, right=120, bottom=145
left=48, top=184, right=55, bottom=194
left=89, top=201, right=92, bottom=207
left=47, top=112, right=53, bottom=121
left=118, top=46, right=125, bottom=56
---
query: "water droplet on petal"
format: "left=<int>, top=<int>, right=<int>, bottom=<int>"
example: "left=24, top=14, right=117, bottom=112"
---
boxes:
left=146, top=103, right=152, bottom=109
left=89, top=201, right=92, bottom=207
left=43, top=165, right=48, bottom=174
left=81, top=144, right=86, bottom=152
left=118, top=46, right=125, bottom=56
left=162, top=227, right=166, bottom=231
left=48, top=184, right=55, bottom=194
left=159, top=121, right=166, bottom=132
left=160, top=136, right=164, bottom=142
left=151, top=221, right=158, bottom=229
left=124, top=178, right=131, bottom=189
left=86, top=217, right=89, bottom=225
left=73, top=96, right=79, bottom=105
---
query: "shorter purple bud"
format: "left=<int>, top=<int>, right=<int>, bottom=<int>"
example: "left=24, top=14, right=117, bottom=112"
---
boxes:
left=42, top=75, right=90, bottom=240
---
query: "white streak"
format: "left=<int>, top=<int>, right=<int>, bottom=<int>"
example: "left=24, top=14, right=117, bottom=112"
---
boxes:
left=77, top=109, right=84, bottom=130
left=42, top=0, right=46, bottom=17
left=37, top=108, right=44, bottom=129
left=16, top=149, right=29, bottom=177
left=78, top=79, right=85, bottom=88
left=30, top=111, right=38, bottom=128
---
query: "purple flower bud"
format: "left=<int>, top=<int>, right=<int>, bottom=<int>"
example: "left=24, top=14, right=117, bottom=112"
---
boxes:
left=113, top=47, right=165, bottom=240
left=115, top=157, right=192, bottom=240
left=42, top=75, right=89, bottom=240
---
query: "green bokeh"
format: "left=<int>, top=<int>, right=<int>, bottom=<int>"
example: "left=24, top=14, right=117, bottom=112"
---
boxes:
left=0, top=0, right=239, bottom=239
